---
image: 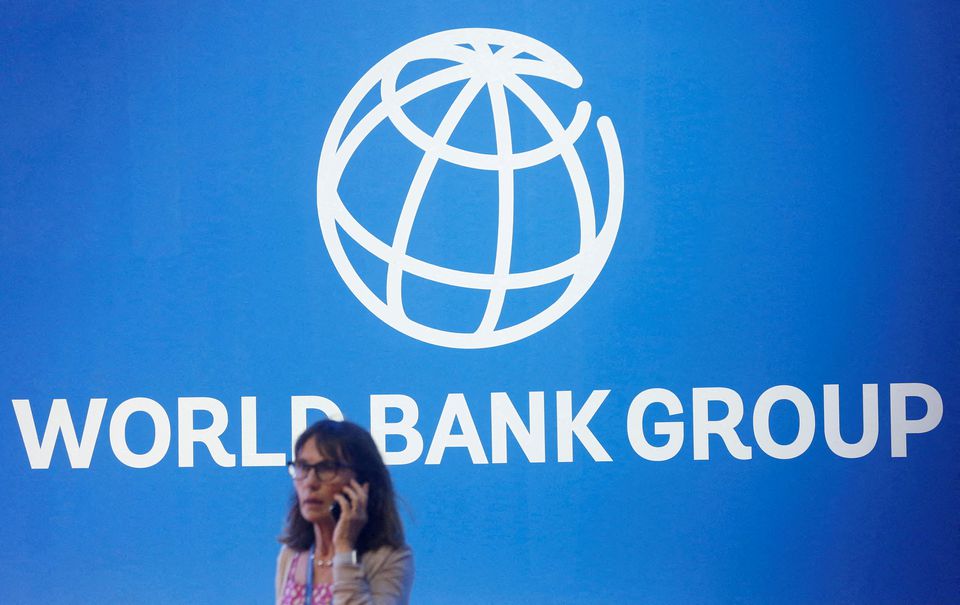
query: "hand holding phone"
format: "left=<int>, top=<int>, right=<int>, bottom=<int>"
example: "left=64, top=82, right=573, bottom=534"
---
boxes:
left=332, top=479, right=370, bottom=552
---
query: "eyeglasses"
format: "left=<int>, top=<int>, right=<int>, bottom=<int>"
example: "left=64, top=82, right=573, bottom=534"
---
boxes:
left=287, top=460, right=349, bottom=481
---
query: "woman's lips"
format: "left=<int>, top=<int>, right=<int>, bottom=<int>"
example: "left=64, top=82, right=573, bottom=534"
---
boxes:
left=303, top=498, right=324, bottom=507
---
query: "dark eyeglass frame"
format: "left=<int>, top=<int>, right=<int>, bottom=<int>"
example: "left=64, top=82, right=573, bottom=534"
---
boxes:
left=286, top=459, right=350, bottom=481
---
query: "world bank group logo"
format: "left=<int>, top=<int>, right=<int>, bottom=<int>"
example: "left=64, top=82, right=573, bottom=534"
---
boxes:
left=316, top=28, right=623, bottom=349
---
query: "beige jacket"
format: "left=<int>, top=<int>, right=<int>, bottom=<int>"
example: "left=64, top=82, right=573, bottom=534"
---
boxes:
left=275, top=545, right=414, bottom=605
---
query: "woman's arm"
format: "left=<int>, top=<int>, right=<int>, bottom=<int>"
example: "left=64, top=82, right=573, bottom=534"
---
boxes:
left=332, top=546, right=414, bottom=605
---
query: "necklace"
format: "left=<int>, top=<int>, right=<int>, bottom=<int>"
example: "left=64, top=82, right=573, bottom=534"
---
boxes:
left=311, top=552, right=333, bottom=568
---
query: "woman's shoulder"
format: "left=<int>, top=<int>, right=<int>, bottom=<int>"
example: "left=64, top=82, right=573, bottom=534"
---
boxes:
left=276, top=545, right=303, bottom=572
left=275, top=545, right=306, bottom=603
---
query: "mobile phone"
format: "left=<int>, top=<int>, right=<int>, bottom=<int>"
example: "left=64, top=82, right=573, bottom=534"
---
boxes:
left=330, top=501, right=342, bottom=521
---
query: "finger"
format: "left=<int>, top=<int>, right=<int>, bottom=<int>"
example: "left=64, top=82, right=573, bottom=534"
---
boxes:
left=341, top=484, right=360, bottom=507
left=351, top=480, right=369, bottom=507
left=354, top=489, right=368, bottom=519
left=333, top=493, right=351, bottom=517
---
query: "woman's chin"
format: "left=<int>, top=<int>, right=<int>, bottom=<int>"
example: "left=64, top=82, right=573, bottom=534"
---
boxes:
left=299, top=503, right=331, bottom=523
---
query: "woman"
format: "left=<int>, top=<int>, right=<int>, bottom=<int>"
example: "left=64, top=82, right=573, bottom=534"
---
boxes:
left=277, top=419, right=413, bottom=605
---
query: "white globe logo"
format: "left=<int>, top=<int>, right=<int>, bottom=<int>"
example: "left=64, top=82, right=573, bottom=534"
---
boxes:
left=317, top=28, right=624, bottom=349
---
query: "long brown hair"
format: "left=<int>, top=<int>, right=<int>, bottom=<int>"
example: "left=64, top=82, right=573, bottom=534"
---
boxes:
left=279, top=419, right=405, bottom=555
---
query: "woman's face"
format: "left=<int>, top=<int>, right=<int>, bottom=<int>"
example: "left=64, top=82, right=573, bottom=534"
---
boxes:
left=294, top=437, right=356, bottom=524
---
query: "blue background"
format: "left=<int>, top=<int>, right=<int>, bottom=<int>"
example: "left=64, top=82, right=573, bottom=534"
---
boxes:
left=1, top=1, right=958, bottom=603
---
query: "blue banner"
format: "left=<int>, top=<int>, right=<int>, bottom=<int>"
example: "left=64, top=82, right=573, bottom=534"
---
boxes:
left=2, top=2, right=958, bottom=603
